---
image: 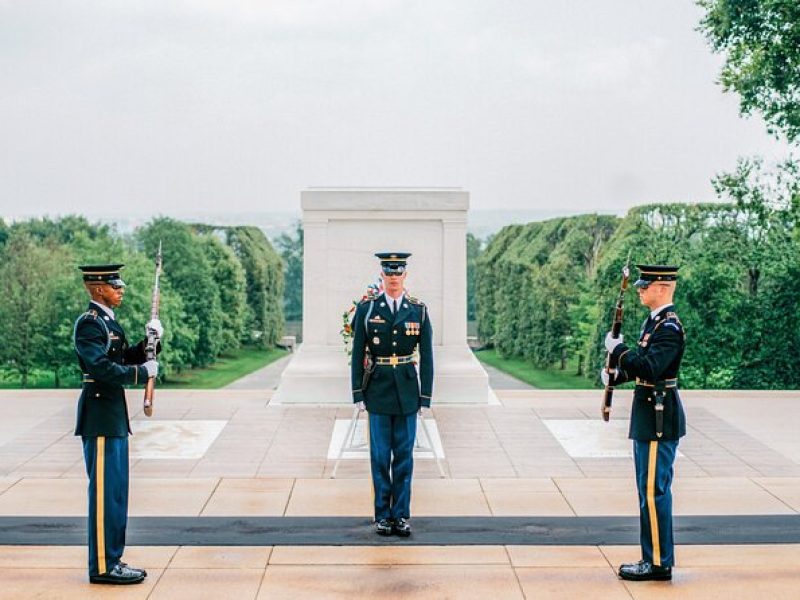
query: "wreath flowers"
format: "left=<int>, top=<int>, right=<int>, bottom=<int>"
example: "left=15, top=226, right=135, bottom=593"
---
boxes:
left=341, top=278, right=384, bottom=356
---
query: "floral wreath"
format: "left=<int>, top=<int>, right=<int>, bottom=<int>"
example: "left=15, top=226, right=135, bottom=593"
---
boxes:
left=341, top=276, right=384, bottom=356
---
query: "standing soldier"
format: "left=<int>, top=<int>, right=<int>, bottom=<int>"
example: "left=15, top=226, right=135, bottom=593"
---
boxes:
left=74, top=265, right=162, bottom=585
left=602, top=264, right=686, bottom=581
left=350, top=252, right=434, bottom=537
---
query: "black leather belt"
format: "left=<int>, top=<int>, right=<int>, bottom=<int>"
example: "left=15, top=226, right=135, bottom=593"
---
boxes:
left=636, top=378, right=677, bottom=439
left=635, top=377, right=677, bottom=388
left=374, top=355, right=415, bottom=366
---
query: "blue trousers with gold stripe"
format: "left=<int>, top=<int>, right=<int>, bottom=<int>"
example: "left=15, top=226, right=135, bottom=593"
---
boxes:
left=82, top=436, right=129, bottom=576
left=369, top=412, right=417, bottom=521
left=633, top=439, right=678, bottom=567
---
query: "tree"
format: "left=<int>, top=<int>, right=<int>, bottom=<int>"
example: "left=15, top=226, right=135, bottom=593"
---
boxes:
left=137, top=218, right=223, bottom=368
left=198, top=233, right=248, bottom=355
left=711, top=155, right=800, bottom=295
left=710, top=156, right=800, bottom=387
left=476, top=215, right=618, bottom=370
left=0, top=234, right=80, bottom=386
left=226, top=227, right=284, bottom=347
left=698, top=0, right=800, bottom=142
left=466, top=233, right=482, bottom=322
left=0, top=219, right=9, bottom=247
left=274, top=222, right=303, bottom=322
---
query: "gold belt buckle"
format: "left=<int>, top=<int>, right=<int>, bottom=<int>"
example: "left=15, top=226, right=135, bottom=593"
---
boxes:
left=390, top=356, right=398, bottom=366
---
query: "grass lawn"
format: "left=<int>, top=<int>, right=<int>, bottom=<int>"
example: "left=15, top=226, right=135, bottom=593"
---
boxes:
left=160, top=346, right=289, bottom=389
left=0, top=346, right=288, bottom=390
left=0, top=370, right=81, bottom=389
left=475, top=348, right=599, bottom=390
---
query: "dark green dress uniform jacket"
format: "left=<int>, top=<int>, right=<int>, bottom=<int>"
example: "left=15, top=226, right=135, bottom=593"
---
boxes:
left=610, top=304, right=687, bottom=441
left=351, top=293, right=434, bottom=416
left=73, top=303, right=150, bottom=438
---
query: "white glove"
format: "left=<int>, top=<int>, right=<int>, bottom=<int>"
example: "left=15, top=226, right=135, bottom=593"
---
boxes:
left=146, top=318, right=163, bottom=339
left=143, top=360, right=159, bottom=378
left=601, top=367, right=620, bottom=386
left=418, top=406, right=429, bottom=416
left=604, top=332, right=623, bottom=353
left=356, top=401, right=366, bottom=412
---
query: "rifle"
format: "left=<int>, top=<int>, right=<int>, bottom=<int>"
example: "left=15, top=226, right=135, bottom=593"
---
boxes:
left=143, top=241, right=162, bottom=417
left=601, top=251, right=631, bottom=422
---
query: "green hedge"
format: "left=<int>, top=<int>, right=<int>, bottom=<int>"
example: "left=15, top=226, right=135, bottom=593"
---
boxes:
left=477, top=202, right=800, bottom=389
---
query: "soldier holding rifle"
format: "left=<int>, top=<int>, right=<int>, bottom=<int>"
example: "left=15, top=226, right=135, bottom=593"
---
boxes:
left=602, top=264, right=686, bottom=582
left=73, top=263, right=162, bottom=585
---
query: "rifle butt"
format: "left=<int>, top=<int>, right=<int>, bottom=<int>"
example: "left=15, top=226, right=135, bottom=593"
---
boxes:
left=601, top=386, right=613, bottom=421
left=601, top=352, right=616, bottom=421
left=143, top=378, right=155, bottom=417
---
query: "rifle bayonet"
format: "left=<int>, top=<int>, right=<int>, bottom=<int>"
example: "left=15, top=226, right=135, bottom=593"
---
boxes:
left=143, top=241, right=162, bottom=417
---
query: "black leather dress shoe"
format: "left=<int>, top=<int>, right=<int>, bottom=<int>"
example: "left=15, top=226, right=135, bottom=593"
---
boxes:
left=393, top=518, right=411, bottom=537
left=375, top=518, right=394, bottom=536
left=90, top=563, right=146, bottom=585
left=618, top=560, right=672, bottom=581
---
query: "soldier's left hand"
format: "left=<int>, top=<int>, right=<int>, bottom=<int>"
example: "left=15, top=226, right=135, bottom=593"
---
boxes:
left=604, top=332, right=623, bottom=353
left=600, top=368, right=619, bottom=386
left=418, top=406, right=429, bottom=417
left=146, top=318, right=164, bottom=339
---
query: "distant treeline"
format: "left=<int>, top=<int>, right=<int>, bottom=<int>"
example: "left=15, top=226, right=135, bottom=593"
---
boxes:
left=0, top=216, right=284, bottom=386
left=477, top=160, right=800, bottom=389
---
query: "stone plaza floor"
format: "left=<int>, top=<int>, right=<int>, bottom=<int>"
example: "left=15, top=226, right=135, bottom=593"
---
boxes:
left=0, top=388, right=798, bottom=598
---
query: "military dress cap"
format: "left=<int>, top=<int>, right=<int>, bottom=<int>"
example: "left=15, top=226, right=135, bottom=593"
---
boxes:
left=634, top=264, right=679, bottom=288
left=79, top=264, right=126, bottom=287
left=375, top=252, right=411, bottom=275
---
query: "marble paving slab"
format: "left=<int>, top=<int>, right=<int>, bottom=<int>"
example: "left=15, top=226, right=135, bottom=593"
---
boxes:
left=130, top=420, right=227, bottom=459
left=327, top=418, right=445, bottom=459
left=543, top=420, right=683, bottom=458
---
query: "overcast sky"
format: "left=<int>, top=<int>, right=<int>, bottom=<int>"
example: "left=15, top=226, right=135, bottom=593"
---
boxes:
left=0, top=0, right=792, bottom=219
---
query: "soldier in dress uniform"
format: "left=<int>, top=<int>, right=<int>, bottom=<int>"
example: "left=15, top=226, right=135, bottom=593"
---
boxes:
left=602, top=264, right=686, bottom=581
left=74, top=264, right=162, bottom=585
left=350, top=252, right=434, bottom=537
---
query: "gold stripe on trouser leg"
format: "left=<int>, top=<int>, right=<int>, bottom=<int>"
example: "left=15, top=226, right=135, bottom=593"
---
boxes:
left=96, top=436, right=106, bottom=574
left=647, top=440, right=661, bottom=566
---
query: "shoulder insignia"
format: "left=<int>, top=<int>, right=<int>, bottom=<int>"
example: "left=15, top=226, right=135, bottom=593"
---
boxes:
left=406, top=294, right=424, bottom=306
left=652, top=312, right=684, bottom=337
left=73, top=308, right=111, bottom=353
left=75, top=309, right=98, bottom=324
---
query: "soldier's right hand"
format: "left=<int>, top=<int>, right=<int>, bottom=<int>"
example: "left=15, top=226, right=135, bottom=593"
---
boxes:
left=600, top=368, right=610, bottom=386
left=356, top=401, right=366, bottom=412
left=146, top=318, right=164, bottom=339
left=143, top=360, right=159, bottom=378
left=604, top=332, right=623, bottom=353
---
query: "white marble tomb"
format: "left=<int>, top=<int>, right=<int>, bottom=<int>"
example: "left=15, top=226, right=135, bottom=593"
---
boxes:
left=272, top=187, right=491, bottom=404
